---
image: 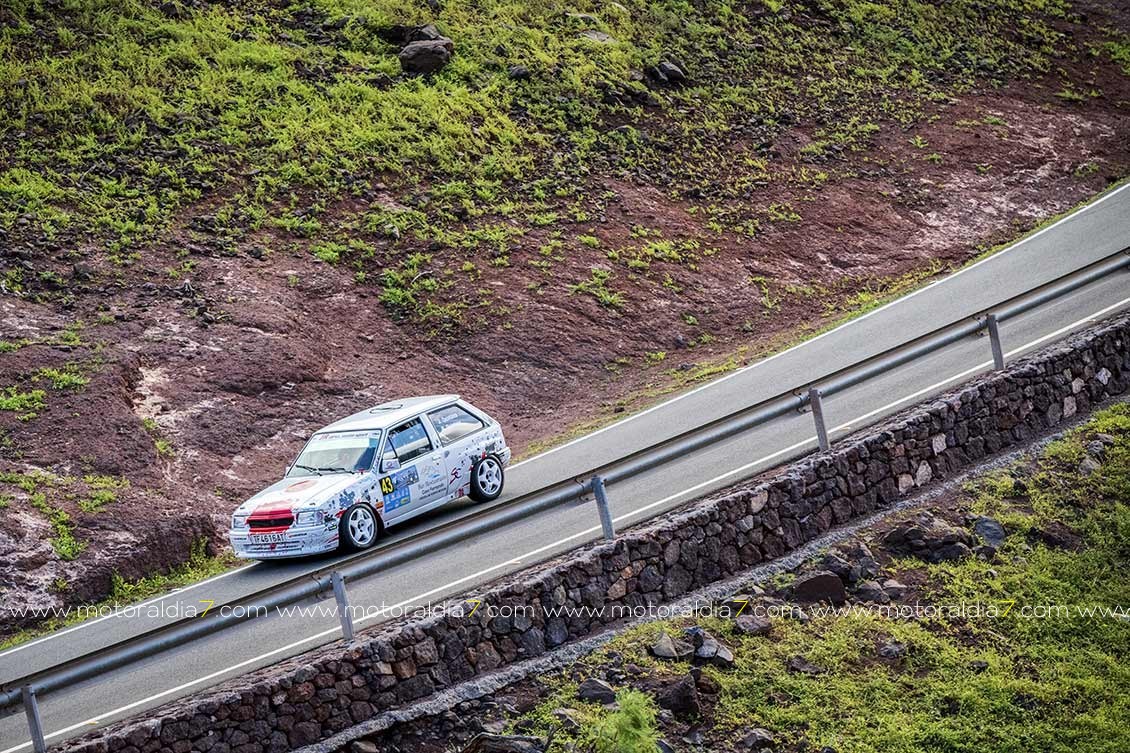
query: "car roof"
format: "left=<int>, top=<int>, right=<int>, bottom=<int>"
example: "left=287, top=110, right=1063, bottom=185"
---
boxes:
left=316, top=395, right=460, bottom=434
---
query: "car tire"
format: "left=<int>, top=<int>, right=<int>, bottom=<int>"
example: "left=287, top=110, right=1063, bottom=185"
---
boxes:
left=339, top=503, right=380, bottom=551
left=468, top=454, right=505, bottom=503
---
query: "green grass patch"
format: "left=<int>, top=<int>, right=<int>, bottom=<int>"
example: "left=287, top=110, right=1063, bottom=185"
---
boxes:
left=141, top=417, right=175, bottom=458
left=570, top=267, right=625, bottom=310
left=105, top=537, right=237, bottom=605
left=76, top=474, right=129, bottom=513
left=28, top=491, right=85, bottom=560
left=1104, top=37, right=1130, bottom=74
left=0, top=386, right=46, bottom=420
left=32, top=364, right=89, bottom=390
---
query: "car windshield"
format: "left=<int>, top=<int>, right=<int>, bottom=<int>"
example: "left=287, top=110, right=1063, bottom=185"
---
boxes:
left=288, top=430, right=381, bottom=477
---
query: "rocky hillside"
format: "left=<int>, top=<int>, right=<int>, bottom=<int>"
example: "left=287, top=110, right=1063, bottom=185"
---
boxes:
left=2, top=0, right=1130, bottom=626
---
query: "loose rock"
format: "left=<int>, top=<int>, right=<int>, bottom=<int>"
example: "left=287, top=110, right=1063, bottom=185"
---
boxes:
left=734, top=614, right=772, bottom=637
left=877, top=641, right=906, bottom=659
left=855, top=580, right=890, bottom=604
left=654, top=674, right=700, bottom=716
left=973, top=517, right=1006, bottom=548
left=738, top=728, right=776, bottom=750
left=656, top=60, right=686, bottom=83
left=651, top=631, right=694, bottom=661
left=406, top=23, right=444, bottom=42
left=460, top=734, right=546, bottom=753
left=577, top=678, right=616, bottom=704
left=399, top=37, right=454, bottom=74
left=882, top=579, right=908, bottom=599
left=719, top=592, right=762, bottom=615
left=882, top=514, right=974, bottom=563
left=578, top=30, right=616, bottom=44
left=551, top=708, right=582, bottom=732
left=787, top=655, right=826, bottom=676
left=686, top=627, right=736, bottom=669
left=1085, top=439, right=1106, bottom=458
left=790, top=570, right=847, bottom=605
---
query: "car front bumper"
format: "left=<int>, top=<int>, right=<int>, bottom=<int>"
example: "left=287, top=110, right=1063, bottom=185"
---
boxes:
left=228, top=525, right=338, bottom=559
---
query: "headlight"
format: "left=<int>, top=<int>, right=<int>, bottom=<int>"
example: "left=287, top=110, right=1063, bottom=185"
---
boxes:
left=231, top=513, right=249, bottom=529
left=295, top=509, right=325, bottom=527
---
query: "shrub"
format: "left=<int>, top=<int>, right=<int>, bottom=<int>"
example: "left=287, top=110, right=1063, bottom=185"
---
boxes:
left=590, top=690, right=660, bottom=753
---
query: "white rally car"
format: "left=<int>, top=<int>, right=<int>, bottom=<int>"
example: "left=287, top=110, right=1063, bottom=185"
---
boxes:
left=228, top=395, right=510, bottom=559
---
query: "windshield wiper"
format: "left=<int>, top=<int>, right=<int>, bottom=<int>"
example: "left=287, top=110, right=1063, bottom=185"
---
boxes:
left=301, top=465, right=353, bottom=474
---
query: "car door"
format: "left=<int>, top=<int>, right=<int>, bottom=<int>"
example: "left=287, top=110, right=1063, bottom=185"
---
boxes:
left=376, top=416, right=446, bottom=522
left=425, top=402, right=488, bottom=499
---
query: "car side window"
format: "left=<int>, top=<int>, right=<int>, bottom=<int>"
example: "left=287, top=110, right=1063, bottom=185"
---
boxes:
left=387, top=418, right=434, bottom=463
left=427, top=404, right=485, bottom=445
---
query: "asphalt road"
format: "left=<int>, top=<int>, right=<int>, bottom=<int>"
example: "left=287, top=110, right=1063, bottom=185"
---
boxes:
left=1, top=184, right=1128, bottom=750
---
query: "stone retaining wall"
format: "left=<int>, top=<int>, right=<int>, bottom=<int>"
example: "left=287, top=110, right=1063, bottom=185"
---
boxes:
left=58, top=312, right=1130, bottom=753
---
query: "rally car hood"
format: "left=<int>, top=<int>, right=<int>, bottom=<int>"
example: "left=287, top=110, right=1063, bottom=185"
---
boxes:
left=236, top=473, right=363, bottom=516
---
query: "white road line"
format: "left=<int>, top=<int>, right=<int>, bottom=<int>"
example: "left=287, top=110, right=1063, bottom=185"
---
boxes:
left=512, top=184, right=1128, bottom=467
left=5, top=294, right=1127, bottom=753
left=0, top=566, right=254, bottom=662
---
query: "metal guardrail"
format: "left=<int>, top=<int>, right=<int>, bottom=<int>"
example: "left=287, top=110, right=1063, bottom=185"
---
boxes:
left=3, top=246, right=1128, bottom=752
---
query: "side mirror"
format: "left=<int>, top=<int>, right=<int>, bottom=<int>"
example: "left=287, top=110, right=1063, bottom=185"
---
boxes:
left=381, top=450, right=400, bottom=473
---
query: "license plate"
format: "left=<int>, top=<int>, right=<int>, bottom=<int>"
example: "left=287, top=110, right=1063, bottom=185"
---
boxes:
left=249, top=532, right=288, bottom=543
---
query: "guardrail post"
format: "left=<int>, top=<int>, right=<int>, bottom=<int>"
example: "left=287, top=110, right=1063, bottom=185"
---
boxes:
left=808, top=387, right=831, bottom=452
left=591, top=476, right=615, bottom=541
left=986, top=313, right=1006, bottom=370
left=330, top=571, right=355, bottom=643
left=22, top=686, right=47, bottom=753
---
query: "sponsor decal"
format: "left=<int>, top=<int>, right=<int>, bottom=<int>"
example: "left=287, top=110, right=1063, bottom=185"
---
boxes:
left=379, top=466, right=419, bottom=512
left=395, top=466, right=420, bottom=487
left=312, top=430, right=381, bottom=441
left=417, top=463, right=445, bottom=497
